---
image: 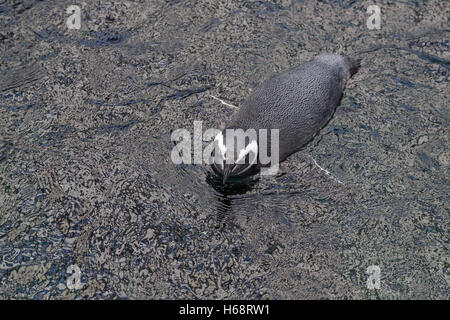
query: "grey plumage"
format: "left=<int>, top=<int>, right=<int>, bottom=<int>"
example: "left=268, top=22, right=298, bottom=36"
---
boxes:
left=212, top=53, right=360, bottom=182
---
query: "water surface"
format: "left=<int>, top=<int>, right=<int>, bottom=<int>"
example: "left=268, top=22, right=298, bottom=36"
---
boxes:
left=0, top=0, right=448, bottom=299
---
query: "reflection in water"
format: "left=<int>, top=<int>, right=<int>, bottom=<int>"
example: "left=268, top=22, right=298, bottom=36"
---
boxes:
left=205, top=170, right=259, bottom=228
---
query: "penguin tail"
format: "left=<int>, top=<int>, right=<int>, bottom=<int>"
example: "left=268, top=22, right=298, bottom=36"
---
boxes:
left=347, top=57, right=362, bottom=76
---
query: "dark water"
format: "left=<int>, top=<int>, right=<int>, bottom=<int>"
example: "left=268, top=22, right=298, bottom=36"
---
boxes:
left=0, top=0, right=448, bottom=299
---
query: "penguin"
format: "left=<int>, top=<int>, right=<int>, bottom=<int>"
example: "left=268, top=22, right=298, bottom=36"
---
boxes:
left=211, top=53, right=360, bottom=184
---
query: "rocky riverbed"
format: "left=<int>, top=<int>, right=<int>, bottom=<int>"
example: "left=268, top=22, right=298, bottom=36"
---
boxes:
left=0, top=0, right=448, bottom=299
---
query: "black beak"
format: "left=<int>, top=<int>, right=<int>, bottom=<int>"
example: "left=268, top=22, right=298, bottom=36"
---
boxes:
left=222, top=164, right=234, bottom=184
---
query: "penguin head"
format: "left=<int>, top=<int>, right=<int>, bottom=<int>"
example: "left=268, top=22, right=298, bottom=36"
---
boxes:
left=211, top=130, right=259, bottom=184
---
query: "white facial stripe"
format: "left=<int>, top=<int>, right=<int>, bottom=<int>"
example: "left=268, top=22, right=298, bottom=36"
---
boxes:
left=214, top=132, right=227, bottom=159
left=236, top=140, right=258, bottom=163
left=241, top=161, right=254, bottom=174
